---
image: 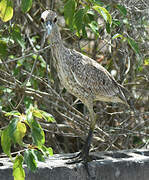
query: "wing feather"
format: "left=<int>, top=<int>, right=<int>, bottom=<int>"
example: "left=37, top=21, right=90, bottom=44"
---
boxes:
left=68, top=49, right=128, bottom=104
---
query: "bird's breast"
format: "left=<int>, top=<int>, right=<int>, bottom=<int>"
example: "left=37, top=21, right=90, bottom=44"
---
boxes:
left=51, top=47, right=94, bottom=102
left=57, top=62, right=75, bottom=91
left=51, top=48, right=75, bottom=90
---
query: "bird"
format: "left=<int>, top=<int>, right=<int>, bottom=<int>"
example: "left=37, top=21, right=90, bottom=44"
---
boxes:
left=41, top=10, right=132, bottom=164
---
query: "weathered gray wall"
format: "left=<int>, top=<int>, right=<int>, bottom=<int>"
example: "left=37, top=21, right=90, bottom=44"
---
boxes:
left=0, top=149, right=149, bottom=180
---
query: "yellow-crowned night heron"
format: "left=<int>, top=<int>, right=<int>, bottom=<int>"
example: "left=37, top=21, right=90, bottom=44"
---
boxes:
left=41, top=10, right=132, bottom=163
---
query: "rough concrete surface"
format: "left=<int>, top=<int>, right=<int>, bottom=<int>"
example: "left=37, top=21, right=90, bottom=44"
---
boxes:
left=0, top=149, right=149, bottom=180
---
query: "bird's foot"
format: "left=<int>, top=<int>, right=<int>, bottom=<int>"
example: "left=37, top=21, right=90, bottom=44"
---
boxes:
left=65, top=149, right=91, bottom=177
left=65, top=129, right=94, bottom=164
left=65, top=149, right=99, bottom=178
left=65, top=150, right=91, bottom=164
left=64, top=129, right=95, bottom=176
left=65, top=151, right=99, bottom=164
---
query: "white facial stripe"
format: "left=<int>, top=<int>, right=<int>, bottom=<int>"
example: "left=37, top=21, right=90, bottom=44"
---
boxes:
left=41, top=10, right=49, bottom=21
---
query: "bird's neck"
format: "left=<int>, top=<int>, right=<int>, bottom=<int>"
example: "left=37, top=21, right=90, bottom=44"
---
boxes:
left=49, top=25, right=66, bottom=68
left=49, top=25, right=63, bottom=48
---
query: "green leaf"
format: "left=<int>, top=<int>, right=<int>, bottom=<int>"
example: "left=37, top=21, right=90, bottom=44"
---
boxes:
left=41, top=145, right=53, bottom=156
left=144, top=58, right=149, bottom=65
left=88, top=21, right=99, bottom=37
left=74, top=8, right=85, bottom=33
left=24, top=149, right=37, bottom=172
left=1, top=118, right=18, bottom=144
left=13, top=155, right=25, bottom=180
left=64, top=0, right=76, bottom=27
left=32, top=109, right=43, bottom=119
left=30, top=119, right=45, bottom=147
left=11, top=25, right=25, bottom=50
left=5, top=111, right=21, bottom=117
left=26, top=108, right=33, bottom=124
left=82, top=25, right=87, bottom=38
left=32, top=150, right=45, bottom=162
left=39, top=111, right=55, bottom=123
left=0, top=0, right=13, bottom=22
left=13, top=122, right=26, bottom=145
left=32, top=107, right=55, bottom=122
left=8, top=118, right=19, bottom=141
left=47, top=147, right=53, bottom=156
left=116, top=4, right=127, bottom=16
left=0, top=40, right=8, bottom=57
left=83, top=14, right=91, bottom=24
left=21, top=0, right=32, bottom=13
left=112, top=33, right=123, bottom=40
left=1, top=116, right=25, bottom=155
left=112, top=19, right=121, bottom=26
left=106, top=23, right=111, bottom=34
left=127, top=37, right=139, bottom=54
left=86, top=11, right=94, bottom=22
left=93, top=5, right=112, bottom=24
left=1, top=128, right=11, bottom=156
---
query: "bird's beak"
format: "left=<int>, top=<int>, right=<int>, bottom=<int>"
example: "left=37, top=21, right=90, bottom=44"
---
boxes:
left=45, top=20, right=52, bottom=35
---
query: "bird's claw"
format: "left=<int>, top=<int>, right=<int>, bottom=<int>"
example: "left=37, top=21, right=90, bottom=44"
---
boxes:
left=65, top=149, right=92, bottom=164
left=65, top=151, right=91, bottom=177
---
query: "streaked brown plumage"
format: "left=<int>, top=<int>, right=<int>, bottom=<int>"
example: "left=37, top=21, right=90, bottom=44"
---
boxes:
left=41, top=10, right=131, bottom=163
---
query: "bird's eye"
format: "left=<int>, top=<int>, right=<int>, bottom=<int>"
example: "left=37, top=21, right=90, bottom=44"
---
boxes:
left=41, top=18, right=44, bottom=23
left=53, top=17, right=57, bottom=23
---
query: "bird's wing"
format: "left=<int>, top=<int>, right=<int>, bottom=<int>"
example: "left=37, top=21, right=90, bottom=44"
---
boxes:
left=68, top=49, right=128, bottom=103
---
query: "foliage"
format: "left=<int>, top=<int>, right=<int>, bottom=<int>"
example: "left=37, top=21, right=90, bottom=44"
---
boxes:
left=0, top=0, right=33, bottom=22
left=21, top=0, right=32, bottom=13
left=64, top=0, right=112, bottom=36
left=0, top=0, right=13, bottom=22
left=13, top=155, right=25, bottom=180
left=1, top=106, right=54, bottom=179
left=64, top=0, right=140, bottom=54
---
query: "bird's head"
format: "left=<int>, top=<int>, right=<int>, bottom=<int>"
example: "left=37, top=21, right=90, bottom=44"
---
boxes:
left=41, top=10, right=58, bottom=37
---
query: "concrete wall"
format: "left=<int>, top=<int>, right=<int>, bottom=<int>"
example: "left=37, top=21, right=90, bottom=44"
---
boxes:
left=0, top=149, right=149, bottom=180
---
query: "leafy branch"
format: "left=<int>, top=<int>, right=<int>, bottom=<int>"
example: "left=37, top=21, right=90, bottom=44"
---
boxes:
left=1, top=106, right=54, bottom=179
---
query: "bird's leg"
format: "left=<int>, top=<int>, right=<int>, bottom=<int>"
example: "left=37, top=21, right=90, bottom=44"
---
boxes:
left=66, top=106, right=96, bottom=178
left=66, top=105, right=96, bottom=163
left=80, top=107, right=96, bottom=162
left=79, top=128, right=93, bottom=161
